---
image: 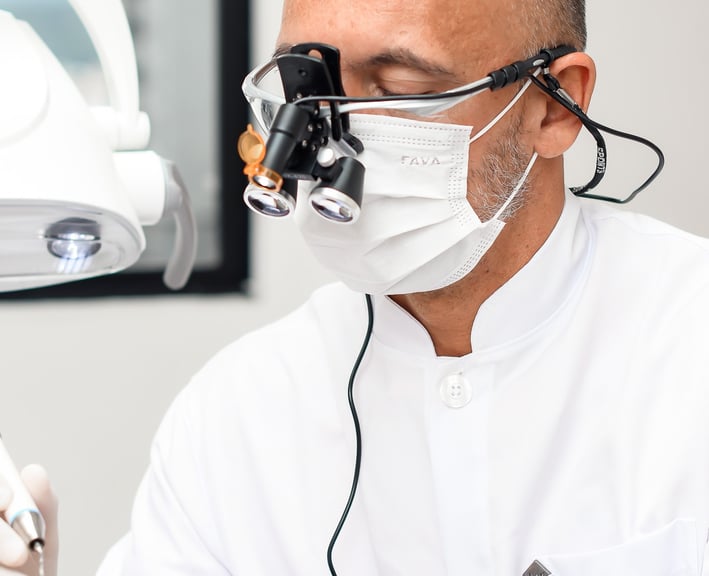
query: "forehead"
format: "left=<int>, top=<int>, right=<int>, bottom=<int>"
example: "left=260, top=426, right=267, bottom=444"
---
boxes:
left=278, top=0, right=527, bottom=76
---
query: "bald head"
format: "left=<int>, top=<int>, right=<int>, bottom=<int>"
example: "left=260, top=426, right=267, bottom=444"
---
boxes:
left=280, top=0, right=587, bottom=67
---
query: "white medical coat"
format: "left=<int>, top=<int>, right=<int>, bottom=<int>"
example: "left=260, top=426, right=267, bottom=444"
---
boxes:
left=98, top=192, right=709, bottom=575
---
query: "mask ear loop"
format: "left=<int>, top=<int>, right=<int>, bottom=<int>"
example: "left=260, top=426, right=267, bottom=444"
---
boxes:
left=529, top=70, right=665, bottom=204
left=470, top=69, right=540, bottom=144
left=492, top=152, right=539, bottom=221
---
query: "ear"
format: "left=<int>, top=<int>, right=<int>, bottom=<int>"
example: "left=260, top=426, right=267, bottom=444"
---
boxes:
left=526, top=52, right=596, bottom=159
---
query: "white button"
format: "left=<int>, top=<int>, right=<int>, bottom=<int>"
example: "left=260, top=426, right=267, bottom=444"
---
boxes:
left=439, top=373, right=473, bottom=408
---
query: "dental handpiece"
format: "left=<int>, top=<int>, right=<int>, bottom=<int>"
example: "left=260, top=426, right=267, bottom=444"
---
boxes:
left=0, top=435, right=45, bottom=554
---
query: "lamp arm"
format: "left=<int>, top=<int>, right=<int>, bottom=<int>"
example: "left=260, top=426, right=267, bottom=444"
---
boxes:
left=112, top=151, right=197, bottom=289
left=161, top=160, right=198, bottom=290
left=67, top=0, right=150, bottom=150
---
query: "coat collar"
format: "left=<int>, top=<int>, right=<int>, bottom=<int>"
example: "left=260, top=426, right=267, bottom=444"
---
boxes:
left=373, top=191, right=593, bottom=357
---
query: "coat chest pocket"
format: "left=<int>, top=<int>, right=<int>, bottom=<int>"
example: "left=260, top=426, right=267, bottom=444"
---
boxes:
left=526, top=519, right=709, bottom=576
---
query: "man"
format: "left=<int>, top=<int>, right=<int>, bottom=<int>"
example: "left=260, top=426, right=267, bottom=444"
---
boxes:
left=3, top=0, right=709, bottom=574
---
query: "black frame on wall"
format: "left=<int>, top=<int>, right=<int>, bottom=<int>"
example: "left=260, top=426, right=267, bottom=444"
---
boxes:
left=1, top=0, right=251, bottom=300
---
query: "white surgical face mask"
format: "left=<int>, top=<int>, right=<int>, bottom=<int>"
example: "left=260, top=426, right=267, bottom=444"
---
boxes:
left=295, top=84, right=538, bottom=295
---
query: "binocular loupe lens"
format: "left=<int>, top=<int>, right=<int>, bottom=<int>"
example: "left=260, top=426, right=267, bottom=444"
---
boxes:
left=309, top=156, right=364, bottom=223
left=243, top=182, right=296, bottom=218
left=310, top=188, right=360, bottom=223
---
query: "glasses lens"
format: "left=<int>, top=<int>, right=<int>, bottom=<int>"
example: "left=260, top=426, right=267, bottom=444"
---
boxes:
left=243, top=61, right=286, bottom=134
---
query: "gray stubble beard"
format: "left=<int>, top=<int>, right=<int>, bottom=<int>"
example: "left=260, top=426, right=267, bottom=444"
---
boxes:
left=468, top=114, right=534, bottom=223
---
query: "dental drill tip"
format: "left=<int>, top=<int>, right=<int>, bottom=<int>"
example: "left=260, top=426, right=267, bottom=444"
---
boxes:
left=10, top=509, right=45, bottom=551
left=33, top=539, right=46, bottom=576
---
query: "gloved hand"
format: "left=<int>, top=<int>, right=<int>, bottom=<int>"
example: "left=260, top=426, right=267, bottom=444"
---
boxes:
left=0, top=465, right=58, bottom=576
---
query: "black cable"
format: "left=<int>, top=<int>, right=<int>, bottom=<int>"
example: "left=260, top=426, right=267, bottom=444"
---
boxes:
left=327, top=293, right=374, bottom=575
left=529, top=72, right=665, bottom=204
left=571, top=111, right=665, bottom=204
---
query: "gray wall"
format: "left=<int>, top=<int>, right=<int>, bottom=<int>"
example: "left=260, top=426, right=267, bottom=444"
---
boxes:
left=0, top=0, right=706, bottom=574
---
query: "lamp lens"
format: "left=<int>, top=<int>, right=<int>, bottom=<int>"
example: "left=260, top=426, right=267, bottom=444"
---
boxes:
left=45, top=218, right=101, bottom=260
left=252, top=173, right=279, bottom=191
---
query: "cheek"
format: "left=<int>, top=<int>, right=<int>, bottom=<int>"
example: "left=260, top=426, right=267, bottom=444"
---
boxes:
left=449, top=85, right=522, bottom=131
left=340, top=70, right=367, bottom=98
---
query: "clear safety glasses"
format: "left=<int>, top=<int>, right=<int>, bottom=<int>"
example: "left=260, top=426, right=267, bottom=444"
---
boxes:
left=241, top=48, right=570, bottom=135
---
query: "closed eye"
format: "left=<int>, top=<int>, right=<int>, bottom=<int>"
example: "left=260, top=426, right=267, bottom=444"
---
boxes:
left=373, top=85, right=437, bottom=98
left=369, top=71, right=455, bottom=99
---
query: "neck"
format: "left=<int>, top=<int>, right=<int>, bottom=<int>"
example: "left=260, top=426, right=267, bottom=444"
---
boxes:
left=391, top=173, right=565, bottom=357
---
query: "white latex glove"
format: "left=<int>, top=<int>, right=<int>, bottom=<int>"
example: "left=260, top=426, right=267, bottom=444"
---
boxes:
left=0, top=465, right=58, bottom=576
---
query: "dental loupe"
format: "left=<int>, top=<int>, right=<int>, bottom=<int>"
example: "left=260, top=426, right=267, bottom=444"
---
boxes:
left=240, top=43, right=365, bottom=222
left=0, top=0, right=197, bottom=293
left=240, top=43, right=665, bottom=223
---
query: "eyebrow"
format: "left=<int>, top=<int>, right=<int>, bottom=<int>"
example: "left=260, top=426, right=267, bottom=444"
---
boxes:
left=273, top=43, right=460, bottom=82
left=350, top=48, right=458, bottom=80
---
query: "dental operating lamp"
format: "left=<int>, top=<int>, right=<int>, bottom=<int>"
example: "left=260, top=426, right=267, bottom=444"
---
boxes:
left=0, top=0, right=197, bottom=293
